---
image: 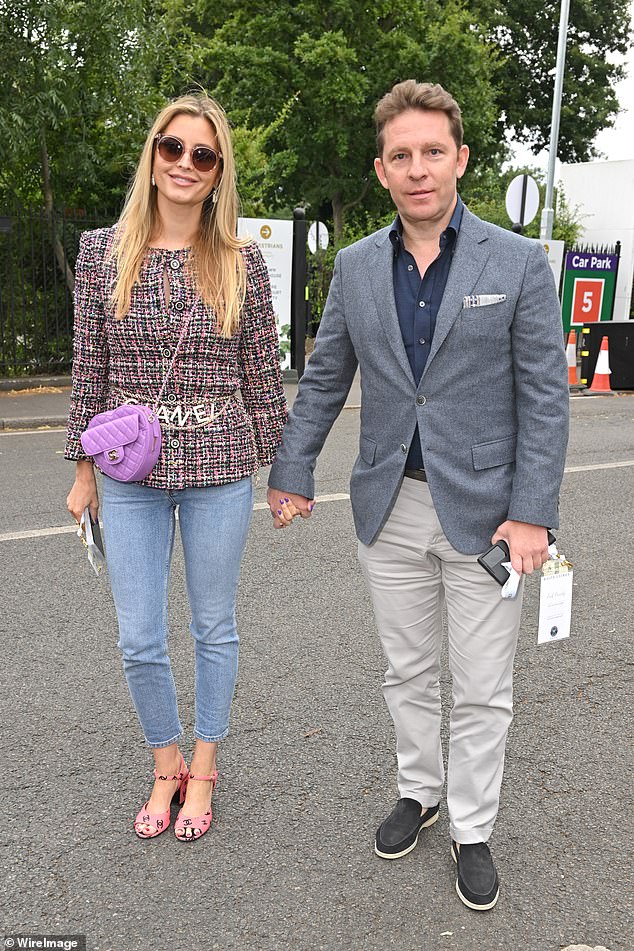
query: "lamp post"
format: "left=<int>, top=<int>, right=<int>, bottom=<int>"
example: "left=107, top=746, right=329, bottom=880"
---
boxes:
left=540, top=0, right=571, bottom=241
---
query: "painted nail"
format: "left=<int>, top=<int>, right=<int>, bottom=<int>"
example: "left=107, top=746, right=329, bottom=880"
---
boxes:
left=277, top=510, right=282, bottom=515
left=284, top=498, right=290, bottom=503
left=309, top=503, right=314, bottom=511
left=280, top=499, right=285, bottom=505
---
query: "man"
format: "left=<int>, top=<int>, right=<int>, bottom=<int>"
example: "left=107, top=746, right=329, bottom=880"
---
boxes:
left=267, top=80, right=569, bottom=911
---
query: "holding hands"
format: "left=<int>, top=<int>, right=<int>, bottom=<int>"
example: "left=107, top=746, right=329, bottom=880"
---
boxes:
left=267, top=488, right=314, bottom=529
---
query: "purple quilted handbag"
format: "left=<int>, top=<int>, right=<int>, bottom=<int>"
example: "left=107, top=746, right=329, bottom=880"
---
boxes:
left=80, top=299, right=197, bottom=482
left=80, top=404, right=162, bottom=482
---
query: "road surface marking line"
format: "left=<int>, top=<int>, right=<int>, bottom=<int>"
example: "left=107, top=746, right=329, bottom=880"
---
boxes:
left=0, top=494, right=353, bottom=542
left=1, top=466, right=632, bottom=543
left=564, top=460, right=634, bottom=473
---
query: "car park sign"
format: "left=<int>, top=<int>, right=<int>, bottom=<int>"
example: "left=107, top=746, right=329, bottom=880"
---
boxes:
left=560, top=250, right=619, bottom=333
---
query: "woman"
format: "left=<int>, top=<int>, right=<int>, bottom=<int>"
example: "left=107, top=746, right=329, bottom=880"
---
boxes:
left=66, top=93, right=290, bottom=841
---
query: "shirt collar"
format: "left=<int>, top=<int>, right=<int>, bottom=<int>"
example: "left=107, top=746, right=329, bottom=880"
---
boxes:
left=389, top=194, right=464, bottom=256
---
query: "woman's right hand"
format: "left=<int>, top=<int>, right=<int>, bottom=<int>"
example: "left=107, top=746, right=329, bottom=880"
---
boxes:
left=67, top=460, right=99, bottom=523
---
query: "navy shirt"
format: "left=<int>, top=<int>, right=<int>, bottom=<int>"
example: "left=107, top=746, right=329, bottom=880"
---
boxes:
left=389, top=195, right=464, bottom=470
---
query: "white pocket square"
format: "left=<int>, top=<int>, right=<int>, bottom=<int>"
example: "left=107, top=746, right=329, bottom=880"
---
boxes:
left=462, top=294, right=507, bottom=309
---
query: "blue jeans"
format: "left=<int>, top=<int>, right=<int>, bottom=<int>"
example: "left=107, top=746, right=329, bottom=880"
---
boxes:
left=101, top=476, right=253, bottom=748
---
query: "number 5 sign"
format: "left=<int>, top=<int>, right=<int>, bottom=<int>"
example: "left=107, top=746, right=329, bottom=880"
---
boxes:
left=572, top=278, right=604, bottom=323
left=560, top=250, right=618, bottom=333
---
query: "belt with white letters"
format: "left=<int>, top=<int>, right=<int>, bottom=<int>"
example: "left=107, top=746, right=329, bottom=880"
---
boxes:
left=112, top=389, right=236, bottom=430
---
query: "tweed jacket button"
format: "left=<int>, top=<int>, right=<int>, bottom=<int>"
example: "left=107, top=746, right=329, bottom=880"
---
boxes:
left=170, top=438, right=180, bottom=449
left=170, top=258, right=181, bottom=270
left=416, top=395, right=426, bottom=405
left=167, top=394, right=177, bottom=404
left=162, top=347, right=172, bottom=358
left=174, top=299, right=185, bottom=311
left=400, top=444, right=407, bottom=452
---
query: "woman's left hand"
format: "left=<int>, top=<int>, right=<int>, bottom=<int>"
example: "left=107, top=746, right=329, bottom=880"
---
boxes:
left=270, top=495, right=300, bottom=528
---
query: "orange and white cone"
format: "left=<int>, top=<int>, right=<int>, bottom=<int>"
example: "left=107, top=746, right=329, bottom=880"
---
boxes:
left=588, top=335, right=612, bottom=393
left=566, top=330, right=578, bottom=385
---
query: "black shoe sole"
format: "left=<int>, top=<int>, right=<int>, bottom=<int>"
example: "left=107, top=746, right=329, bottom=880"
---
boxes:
left=374, top=808, right=438, bottom=859
left=451, top=841, right=500, bottom=911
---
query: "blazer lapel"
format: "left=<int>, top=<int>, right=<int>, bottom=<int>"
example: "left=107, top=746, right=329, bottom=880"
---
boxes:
left=368, top=229, right=415, bottom=384
left=422, top=208, right=491, bottom=375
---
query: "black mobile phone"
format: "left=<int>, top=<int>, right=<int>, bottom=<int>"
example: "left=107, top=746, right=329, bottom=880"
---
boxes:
left=90, top=515, right=105, bottom=557
left=477, top=531, right=556, bottom=585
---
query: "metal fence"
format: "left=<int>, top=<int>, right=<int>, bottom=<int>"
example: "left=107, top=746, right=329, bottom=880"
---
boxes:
left=0, top=206, right=114, bottom=377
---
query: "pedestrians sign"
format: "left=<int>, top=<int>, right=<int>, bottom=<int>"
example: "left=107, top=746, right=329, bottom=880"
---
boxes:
left=238, top=217, right=294, bottom=368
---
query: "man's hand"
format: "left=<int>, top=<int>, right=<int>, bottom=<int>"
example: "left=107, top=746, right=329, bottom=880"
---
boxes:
left=267, top=488, right=314, bottom=528
left=491, top=520, right=550, bottom=575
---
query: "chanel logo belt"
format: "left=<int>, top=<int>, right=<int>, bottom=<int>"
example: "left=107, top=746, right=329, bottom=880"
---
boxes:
left=113, top=391, right=235, bottom=429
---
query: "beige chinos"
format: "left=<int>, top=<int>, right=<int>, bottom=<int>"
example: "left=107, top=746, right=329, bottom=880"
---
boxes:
left=358, top=478, right=524, bottom=845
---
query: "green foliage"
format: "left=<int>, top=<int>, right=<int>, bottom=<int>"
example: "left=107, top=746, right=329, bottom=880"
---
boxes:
left=470, top=0, right=632, bottom=162
left=0, top=0, right=619, bottom=373
left=2, top=0, right=629, bottom=220
left=196, top=0, right=501, bottom=238
left=463, top=165, right=582, bottom=243
left=306, top=167, right=582, bottom=329
left=0, top=0, right=214, bottom=209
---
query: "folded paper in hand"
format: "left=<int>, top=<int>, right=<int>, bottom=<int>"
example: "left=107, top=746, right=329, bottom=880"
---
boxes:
left=77, top=507, right=106, bottom=576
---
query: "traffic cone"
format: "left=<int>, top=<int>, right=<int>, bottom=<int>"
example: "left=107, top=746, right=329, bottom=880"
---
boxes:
left=566, top=330, right=578, bottom=385
left=588, top=335, right=612, bottom=393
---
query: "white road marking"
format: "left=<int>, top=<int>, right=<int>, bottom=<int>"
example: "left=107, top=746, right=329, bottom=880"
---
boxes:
left=0, top=493, right=352, bottom=542
left=0, top=525, right=78, bottom=541
left=0, top=427, right=67, bottom=435
left=564, top=459, right=634, bottom=473
left=0, top=465, right=631, bottom=544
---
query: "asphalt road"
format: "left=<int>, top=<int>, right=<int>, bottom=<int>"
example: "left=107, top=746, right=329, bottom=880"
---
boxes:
left=1, top=392, right=632, bottom=951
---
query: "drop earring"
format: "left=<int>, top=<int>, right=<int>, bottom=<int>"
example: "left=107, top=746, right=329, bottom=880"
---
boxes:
left=151, top=174, right=156, bottom=187
left=211, top=187, right=218, bottom=204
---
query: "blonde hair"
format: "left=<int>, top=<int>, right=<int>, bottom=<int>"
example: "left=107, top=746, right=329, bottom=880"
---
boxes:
left=375, top=80, right=464, bottom=156
left=110, top=94, right=247, bottom=337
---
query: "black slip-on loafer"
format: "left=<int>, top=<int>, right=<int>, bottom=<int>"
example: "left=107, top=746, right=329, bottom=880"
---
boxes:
left=451, top=840, right=500, bottom=911
left=375, top=799, right=439, bottom=859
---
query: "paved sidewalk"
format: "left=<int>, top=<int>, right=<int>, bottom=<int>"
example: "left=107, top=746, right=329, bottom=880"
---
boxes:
left=0, top=383, right=72, bottom=429
left=0, top=373, right=363, bottom=430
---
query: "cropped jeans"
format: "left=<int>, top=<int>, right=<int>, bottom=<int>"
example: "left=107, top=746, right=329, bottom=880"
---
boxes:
left=101, top=476, right=253, bottom=748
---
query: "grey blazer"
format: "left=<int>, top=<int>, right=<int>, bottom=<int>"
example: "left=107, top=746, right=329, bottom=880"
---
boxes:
left=268, top=206, right=569, bottom=554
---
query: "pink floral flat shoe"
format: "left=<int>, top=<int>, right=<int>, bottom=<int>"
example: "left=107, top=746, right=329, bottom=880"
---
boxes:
left=174, top=770, right=218, bottom=842
left=133, top=754, right=190, bottom=839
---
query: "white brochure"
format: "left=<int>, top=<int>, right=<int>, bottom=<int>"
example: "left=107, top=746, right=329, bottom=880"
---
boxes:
left=77, top=507, right=106, bottom=577
left=537, top=557, right=573, bottom=644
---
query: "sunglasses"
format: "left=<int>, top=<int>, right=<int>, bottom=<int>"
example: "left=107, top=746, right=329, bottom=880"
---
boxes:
left=154, top=133, right=222, bottom=172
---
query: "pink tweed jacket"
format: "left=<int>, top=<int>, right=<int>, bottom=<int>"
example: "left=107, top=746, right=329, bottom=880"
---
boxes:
left=65, top=227, right=287, bottom=488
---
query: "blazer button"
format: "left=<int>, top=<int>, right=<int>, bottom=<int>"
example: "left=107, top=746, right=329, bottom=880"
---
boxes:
left=416, top=395, right=426, bottom=405
left=162, top=347, right=172, bottom=358
left=170, top=258, right=181, bottom=270
left=400, top=444, right=407, bottom=453
left=174, top=299, right=185, bottom=311
left=167, top=394, right=177, bottom=404
left=170, top=438, right=180, bottom=449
